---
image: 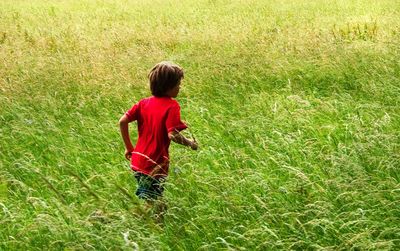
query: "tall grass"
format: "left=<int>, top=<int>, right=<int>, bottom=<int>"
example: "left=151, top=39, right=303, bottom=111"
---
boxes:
left=1, top=0, right=399, bottom=250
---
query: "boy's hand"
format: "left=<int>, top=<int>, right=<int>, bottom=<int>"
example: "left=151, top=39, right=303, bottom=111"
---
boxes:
left=190, top=141, right=198, bottom=150
left=125, top=149, right=133, bottom=160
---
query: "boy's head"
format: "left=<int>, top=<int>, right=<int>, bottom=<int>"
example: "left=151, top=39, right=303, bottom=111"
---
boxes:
left=148, top=61, right=184, bottom=97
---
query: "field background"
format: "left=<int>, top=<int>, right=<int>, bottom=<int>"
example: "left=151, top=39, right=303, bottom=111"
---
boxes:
left=1, top=0, right=399, bottom=250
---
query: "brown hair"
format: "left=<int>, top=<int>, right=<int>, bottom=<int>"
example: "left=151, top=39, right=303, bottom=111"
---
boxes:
left=148, top=61, right=184, bottom=97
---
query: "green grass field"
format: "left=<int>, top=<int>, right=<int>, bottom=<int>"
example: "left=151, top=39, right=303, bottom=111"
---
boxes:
left=1, top=0, right=399, bottom=250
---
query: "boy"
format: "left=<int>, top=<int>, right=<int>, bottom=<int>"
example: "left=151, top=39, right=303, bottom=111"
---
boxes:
left=119, top=61, right=198, bottom=212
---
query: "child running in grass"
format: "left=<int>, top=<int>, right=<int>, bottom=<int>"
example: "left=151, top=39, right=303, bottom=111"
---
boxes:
left=119, top=61, right=198, bottom=220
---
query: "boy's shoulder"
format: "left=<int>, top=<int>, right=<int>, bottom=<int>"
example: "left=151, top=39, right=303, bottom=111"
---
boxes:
left=138, top=96, right=180, bottom=108
left=145, top=96, right=179, bottom=104
left=136, top=96, right=154, bottom=105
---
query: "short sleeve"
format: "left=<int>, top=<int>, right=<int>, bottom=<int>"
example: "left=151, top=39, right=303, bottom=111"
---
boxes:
left=125, top=102, right=140, bottom=122
left=166, top=103, right=188, bottom=133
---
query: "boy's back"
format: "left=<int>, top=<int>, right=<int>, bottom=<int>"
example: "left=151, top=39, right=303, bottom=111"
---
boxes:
left=125, top=96, right=187, bottom=177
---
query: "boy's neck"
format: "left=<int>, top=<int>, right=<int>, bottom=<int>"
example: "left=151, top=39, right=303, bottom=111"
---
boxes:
left=154, top=95, right=172, bottom=99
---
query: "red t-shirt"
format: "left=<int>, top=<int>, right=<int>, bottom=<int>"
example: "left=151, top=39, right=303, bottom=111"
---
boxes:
left=125, top=96, right=187, bottom=177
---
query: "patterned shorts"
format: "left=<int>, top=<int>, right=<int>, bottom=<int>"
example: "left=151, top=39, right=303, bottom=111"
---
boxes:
left=134, top=172, right=165, bottom=200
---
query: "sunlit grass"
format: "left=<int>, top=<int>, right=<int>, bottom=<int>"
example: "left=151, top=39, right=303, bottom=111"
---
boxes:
left=1, top=0, right=399, bottom=250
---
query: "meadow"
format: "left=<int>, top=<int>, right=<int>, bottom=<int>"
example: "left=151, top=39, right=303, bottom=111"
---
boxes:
left=0, top=0, right=399, bottom=250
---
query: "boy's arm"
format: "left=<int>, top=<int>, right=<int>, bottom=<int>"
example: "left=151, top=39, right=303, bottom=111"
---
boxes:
left=168, top=130, right=198, bottom=150
left=119, top=114, right=135, bottom=160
